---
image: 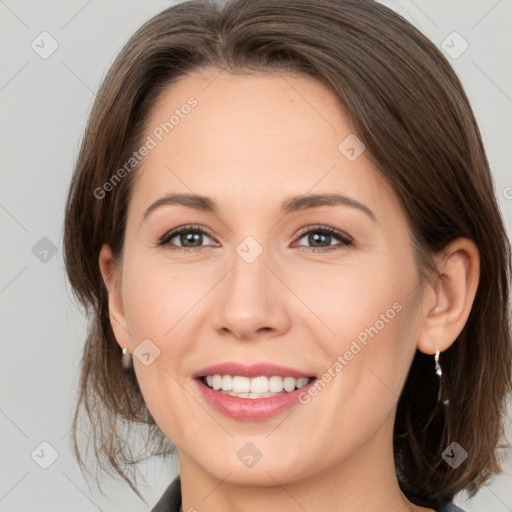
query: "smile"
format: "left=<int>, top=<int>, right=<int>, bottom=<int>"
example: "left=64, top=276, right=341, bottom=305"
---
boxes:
left=201, top=374, right=312, bottom=398
left=193, top=362, right=318, bottom=421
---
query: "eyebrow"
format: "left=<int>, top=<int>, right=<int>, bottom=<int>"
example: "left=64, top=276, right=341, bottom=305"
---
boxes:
left=141, top=192, right=376, bottom=223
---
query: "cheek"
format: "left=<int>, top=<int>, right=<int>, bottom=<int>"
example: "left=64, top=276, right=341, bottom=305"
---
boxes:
left=311, top=257, right=420, bottom=405
left=289, top=259, right=410, bottom=344
left=121, top=254, right=209, bottom=341
left=119, top=251, right=228, bottom=428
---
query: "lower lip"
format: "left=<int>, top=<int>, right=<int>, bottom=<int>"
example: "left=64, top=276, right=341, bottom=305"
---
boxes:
left=194, top=378, right=317, bottom=421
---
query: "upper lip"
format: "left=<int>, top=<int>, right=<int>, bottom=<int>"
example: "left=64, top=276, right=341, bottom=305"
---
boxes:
left=193, top=362, right=316, bottom=379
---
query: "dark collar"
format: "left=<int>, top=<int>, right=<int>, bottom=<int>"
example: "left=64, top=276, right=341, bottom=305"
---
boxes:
left=151, top=475, right=181, bottom=512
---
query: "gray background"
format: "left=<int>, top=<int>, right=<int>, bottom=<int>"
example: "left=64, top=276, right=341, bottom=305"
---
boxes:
left=1, top=0, right=511, bottom=510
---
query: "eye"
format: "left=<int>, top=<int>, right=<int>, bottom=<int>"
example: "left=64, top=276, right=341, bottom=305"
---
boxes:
left=293, top=225, right=353, bottom=253
left=157, top=224, right=217, bottom=252
left=157, top=224, right=353, bottom=253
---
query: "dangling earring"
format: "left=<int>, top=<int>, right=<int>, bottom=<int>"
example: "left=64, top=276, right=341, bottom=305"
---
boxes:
left=435, top=345, right=449, bottom=406
left=122, top=347, right=133, bottom=370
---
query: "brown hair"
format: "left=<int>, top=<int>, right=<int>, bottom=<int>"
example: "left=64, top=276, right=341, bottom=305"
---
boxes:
left=63, top=0, right=512, bottom=506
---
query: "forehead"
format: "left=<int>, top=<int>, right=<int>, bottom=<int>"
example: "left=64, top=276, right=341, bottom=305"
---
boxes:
left=129, top=69, right=399, bottom=223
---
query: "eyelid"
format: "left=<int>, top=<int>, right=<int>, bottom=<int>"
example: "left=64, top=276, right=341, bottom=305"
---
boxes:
left=291, top=224, right=353, bottom=252
left=157, top=223, right=216, bottom=248
left=294, top=224, right=352, bottom=243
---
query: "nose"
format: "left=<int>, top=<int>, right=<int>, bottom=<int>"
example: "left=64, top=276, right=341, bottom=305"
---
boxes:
left=211, top=246, right=291, bottom=341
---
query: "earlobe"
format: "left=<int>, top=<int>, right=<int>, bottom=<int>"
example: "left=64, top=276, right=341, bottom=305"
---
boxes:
left=417, top=238, right=480, bottom=355
left=98, top=244, right=130, bottom=351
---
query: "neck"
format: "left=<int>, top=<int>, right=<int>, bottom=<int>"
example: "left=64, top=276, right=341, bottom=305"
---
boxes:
left=177, top=413, right=435, bottom=512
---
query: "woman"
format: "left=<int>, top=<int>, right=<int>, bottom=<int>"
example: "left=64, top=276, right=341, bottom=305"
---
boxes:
left=63, top=1, right=512, bottom=511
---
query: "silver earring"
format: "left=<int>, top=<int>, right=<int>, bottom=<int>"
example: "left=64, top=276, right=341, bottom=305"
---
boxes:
left=122, top=347, right=133, bottom=370
left=435, top=345, right=442, bottom=377
left=435, top=345, right=449, bottom=406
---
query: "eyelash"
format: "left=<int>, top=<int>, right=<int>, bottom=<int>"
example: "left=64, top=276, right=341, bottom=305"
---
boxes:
left=157, top=223, right=353, bottom=254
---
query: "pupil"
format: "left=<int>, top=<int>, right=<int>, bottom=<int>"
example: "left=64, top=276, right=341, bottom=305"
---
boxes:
left=182, top=232, right=201, bottom=247
left=310, top=233, right=329, bottom=247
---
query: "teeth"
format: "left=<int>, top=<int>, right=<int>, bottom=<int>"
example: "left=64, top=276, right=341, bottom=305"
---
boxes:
left=250, top=376, right=268, bottom=393
left=202, top=374, right=312, bottom=394
left=212, top=375, right=222, bottom=390
left=296, top=377, right=309, bottom=388
left=283, top=376, right=296, bottom=392
left=221, top=375, right=233, bottom=391
left=269, top=375, right=284, bottom=393
left=232, top=375, right=250, bottom=392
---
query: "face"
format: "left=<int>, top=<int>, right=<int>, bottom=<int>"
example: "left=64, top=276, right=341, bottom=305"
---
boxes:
left=104, top=68, right=426, bottom=486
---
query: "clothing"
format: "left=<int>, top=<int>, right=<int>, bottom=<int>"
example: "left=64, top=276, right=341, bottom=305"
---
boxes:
left=151, top=476, right=467, bottom=511
left=151, top=476, right=181, bottom=512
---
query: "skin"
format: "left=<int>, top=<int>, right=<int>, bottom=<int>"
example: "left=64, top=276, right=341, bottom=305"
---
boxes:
left=99, top=68, right=480, bottom=512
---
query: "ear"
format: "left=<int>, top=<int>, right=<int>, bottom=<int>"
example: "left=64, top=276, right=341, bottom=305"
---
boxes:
left=98, top=244, right=131, bottom=352
left=417, top=237, right=480, bottom=355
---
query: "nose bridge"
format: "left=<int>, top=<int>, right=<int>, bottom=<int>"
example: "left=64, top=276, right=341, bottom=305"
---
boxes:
left=229, top=233, right=273, bottom=304
left=211, top=231, right=290, bottom=338
left=235, top=234, right=266, bottom=267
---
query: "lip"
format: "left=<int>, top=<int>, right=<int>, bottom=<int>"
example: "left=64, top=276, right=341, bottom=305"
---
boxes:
left=192, top=362, right=315, bottom=379
left=194, top=376, right=318, bottom=421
